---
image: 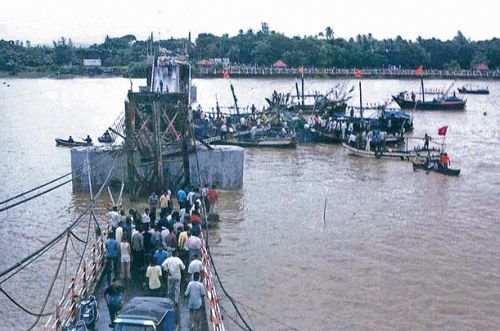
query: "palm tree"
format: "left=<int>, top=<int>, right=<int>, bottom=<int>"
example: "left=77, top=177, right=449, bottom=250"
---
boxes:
left=325, top=26, right=334, bottom=40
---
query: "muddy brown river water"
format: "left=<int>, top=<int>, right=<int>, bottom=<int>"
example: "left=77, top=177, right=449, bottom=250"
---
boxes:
left=0, top=77, right=499, bottom=330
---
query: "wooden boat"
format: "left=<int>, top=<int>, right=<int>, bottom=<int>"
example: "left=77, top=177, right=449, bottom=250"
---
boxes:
left=213, top=137, right=297, bottom=149
left=310, top=129, right=342, bottom=144
left=55, top=138, right=93, bottom=147
left=342, top=142, right=439, bottom=161
left=457, top=86, right=489, bottom=95
left=412, top=162, right=461, bottom=176
left=393, top=78, right=466, bottom=110
left=392, top=94, right=466, bottom=110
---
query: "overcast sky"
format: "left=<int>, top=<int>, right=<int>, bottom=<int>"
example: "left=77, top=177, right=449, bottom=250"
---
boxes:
left=1, top=0, right=497, bottom=45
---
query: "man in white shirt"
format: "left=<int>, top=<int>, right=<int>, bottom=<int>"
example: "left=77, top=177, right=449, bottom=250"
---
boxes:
left=185, top=272, right=206, bottom=330
left=160, top=227, right=170, bottom=249
left=107, top=206, right=121, bottom=229
left=142, top=208, right=151, bottom=228
left=186, top=190, right=195, bottom=209
left=146, top=261, right=162, bottom=295
left=115, top=222, right=123, bottom=248
left=161, top=251, right=185, bottom=304
left=178, top=208, right=186, bottom=224
left=188, top=254, right=203, bottom=280
left=186, top=234, right=202, bottom=261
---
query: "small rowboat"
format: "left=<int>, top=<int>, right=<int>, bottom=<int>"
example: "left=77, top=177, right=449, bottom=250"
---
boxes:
left=55, top=138, right=92, bottom=147
left=213, top=137, right=297, bottom=149
left=412, top=162, right=460, bottom=176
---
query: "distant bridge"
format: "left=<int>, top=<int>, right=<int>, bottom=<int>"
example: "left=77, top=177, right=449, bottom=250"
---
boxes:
left=195, top=66, right=500, bottom=79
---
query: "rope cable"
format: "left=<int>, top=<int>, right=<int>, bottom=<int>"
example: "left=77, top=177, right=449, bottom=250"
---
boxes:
left=27, top=233, right=71, bottom=330
left=0, top=179, right=73, bottom=213
left=219, top=303, right=250, bottom=331
left=0, top=172, right=72, bottom=205
left=0, top=157, right=117, bottom=281
left=0, top=147, right=122, bottom=214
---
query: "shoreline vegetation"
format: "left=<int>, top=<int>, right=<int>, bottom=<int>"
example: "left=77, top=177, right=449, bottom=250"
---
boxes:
left=1, top=25, right=499, bottom=79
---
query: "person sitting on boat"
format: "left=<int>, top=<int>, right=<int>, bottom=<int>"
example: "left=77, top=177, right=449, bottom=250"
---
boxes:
left=411, top=91, right=416, bottom=102
left=102, top=130, right=112, bottom=141
left=440, top=153, right=450, bottom=169
left=67, top=136, right=74, bottom=143
left=239, top=116, right=247, bottom=130
left=347, top=133, right=356, bottom=146
left=250, top=125, right=258, bottom=140
left=313, top=113, right=321, bottom=128
left=84, top=135, right=92, bottom=144
left=326, top=118, right=334, bottom=132
left=348, top=121, right=354, bottom=134
left=220, top=122, right=228, bottom=140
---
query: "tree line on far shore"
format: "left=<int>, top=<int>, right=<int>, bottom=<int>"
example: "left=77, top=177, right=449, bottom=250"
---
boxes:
left=1, top=24, right=499, bottom=77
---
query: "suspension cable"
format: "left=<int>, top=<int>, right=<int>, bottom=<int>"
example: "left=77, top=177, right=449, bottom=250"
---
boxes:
left=0, top=172, right=72, bottom=205
left=0, top=147, right=122, bottom=214
left=0, top=178, right=73, bottom=213
left=0, top=157, right=117, bottom=281
left=27, top=233, right=71, bottom=330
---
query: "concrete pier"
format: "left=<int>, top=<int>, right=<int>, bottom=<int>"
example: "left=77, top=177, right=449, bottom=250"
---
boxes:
left=71, top=146, right=127, bottom=193
left=71, top=145, right=244, bottom=193
left=189, top=145, right=244, bottom=190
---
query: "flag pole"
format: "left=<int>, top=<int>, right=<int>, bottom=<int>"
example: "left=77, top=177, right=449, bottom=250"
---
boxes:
left=301, top=70, right=305, bottom=111
left=359, top=80, right=363, bottom=119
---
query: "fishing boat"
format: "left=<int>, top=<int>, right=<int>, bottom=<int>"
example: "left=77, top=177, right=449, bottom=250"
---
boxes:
left=265, top=81, right=352, bottom=115
left=55, top=138, right=93, bottom=147
left=342, top=142, right=439, bottom=161
left=393, top=79, right=466, bottom=110
left=412, top=162, right=461, bottom=176
left=457, top=86, right=489, bottom=95
left=212, top=137, right=297, bottom=149
left=310, top=128, right=342, bottom=144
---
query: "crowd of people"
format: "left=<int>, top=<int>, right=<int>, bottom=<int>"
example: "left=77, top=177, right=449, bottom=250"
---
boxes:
left=192, top=104, right=294, bottom=141
left=103, top=184, right=219, bottom=329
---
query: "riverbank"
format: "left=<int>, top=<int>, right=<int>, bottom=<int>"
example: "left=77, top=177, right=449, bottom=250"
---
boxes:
left=0, top=70, right=125, bottom=79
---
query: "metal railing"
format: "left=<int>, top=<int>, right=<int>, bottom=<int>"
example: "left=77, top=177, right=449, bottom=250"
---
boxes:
left=42, top=228, right=108, bottom=331
left=196, top=66, right=500, bottom=79
left=200, top=233, right=225, bottom=331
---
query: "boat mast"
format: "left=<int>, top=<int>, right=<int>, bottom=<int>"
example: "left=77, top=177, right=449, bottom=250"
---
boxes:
left=301, top=70, right=305, bottom=111
left=230, top=82, right=240, bottom=116
left=295, top=80, right=301, bottom=109
left=420, top=76, right=425, bottom=102
left=359, top=81, right=363, bottom=119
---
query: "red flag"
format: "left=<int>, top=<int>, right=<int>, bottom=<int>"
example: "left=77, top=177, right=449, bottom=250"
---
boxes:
left=438, top=126, right=448, bottom=136
left=415, top=65, right=423, bottom=75
left=298, top=66, right=305, bottom=74
left=223, top=71, right=230, bottom=79
left=354, top=70, right=362, bottom=78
